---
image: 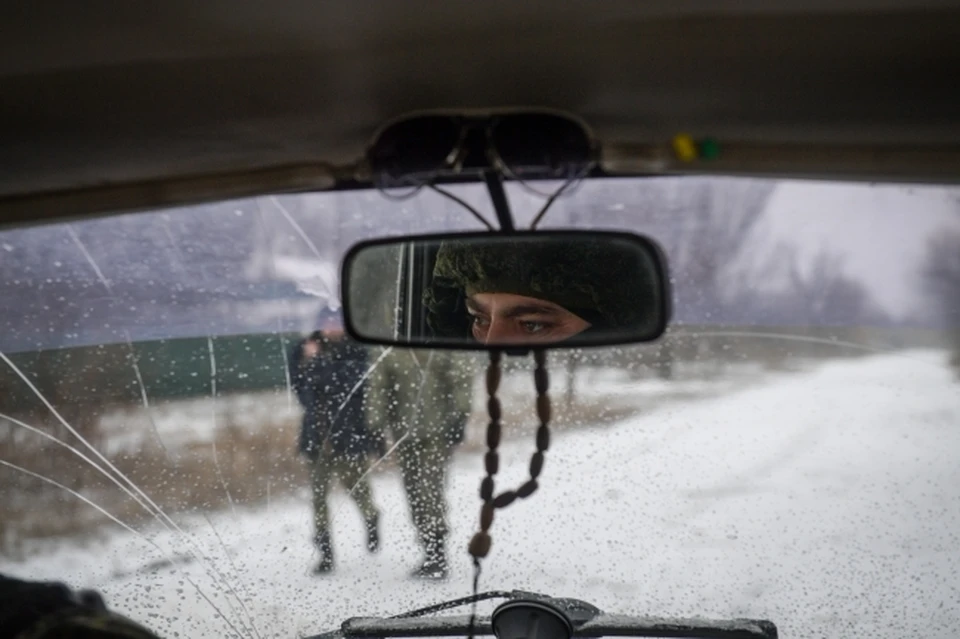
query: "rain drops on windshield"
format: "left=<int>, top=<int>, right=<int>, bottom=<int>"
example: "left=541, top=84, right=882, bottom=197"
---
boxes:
left=1, top=178, right=959, bottom=638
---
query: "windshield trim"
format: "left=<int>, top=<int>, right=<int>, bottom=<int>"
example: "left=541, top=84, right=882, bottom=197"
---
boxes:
left=5, top=144, right=960, bottom=233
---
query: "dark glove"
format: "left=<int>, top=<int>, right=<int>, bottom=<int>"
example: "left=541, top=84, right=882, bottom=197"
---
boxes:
left=0, top=573, right=162, bottom=639
left=301, top=440, right=321, bottom=463
left=299, top=427, right=322, bottom=463
left=369, top=433, right=388, bottom=459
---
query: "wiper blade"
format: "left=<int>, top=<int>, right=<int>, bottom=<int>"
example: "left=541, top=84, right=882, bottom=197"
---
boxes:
left=323, top=613, right=777, bottom=639
left=307, top=591, right=777, bottom=639
left=390, top=590, right=517, bottom=619
left=582, top=614, right=777, bottom=639
left=314, top=613, right=777, bottom=639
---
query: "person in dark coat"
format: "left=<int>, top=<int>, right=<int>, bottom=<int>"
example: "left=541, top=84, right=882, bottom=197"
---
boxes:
left=290, top=326, right=382, bottom=574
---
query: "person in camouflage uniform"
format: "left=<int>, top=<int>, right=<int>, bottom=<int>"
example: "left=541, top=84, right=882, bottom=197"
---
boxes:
left=347, top=242, right=477, bottom=578
left=364, top=347, right=475, bottom=579
left=290, top=326, right=382, bottom=574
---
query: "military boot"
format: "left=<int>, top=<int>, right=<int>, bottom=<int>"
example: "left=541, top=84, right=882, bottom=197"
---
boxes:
left=313, top=532, right=334, bottom=574
left=365, top=514, right=380, bottom=553
left=411, top=539, right=448, bottom=580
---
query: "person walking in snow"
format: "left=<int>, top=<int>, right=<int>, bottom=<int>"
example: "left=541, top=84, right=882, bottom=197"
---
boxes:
left=364, top=347, right=474, bottom=579
left=290, top=323, right=382, bottom=574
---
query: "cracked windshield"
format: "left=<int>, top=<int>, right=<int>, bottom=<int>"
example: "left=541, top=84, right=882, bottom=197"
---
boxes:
left=2, top=177, right=960, bottom=638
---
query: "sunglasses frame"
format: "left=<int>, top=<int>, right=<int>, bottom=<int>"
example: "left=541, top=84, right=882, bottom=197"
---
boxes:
left=364, top=111, right=599, bottom=190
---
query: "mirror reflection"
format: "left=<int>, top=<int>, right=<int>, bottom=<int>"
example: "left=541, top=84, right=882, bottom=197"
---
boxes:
left=345, top=232, right=670, bottom=348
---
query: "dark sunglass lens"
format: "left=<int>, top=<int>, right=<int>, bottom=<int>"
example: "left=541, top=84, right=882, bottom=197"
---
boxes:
left=491, top=114, right=593, bottom=178
left=368, top=117, right=461, bottom=181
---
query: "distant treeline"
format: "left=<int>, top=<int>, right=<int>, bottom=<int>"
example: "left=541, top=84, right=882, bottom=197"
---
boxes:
left=2, top=325, right=954, bottom=425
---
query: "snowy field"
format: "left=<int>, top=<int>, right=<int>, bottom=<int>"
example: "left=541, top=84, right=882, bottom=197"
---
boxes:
left=3, top=350, right=960, bottom=639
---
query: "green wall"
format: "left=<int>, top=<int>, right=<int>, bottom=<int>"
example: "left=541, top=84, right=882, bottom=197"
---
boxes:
left=0, top=333, right=301, bottom=415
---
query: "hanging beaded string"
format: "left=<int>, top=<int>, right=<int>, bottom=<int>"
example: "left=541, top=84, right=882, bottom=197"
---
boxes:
left=467, top=349, right=550, bottom=638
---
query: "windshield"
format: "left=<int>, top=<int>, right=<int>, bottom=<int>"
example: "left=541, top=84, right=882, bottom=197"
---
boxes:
left=1, top=178, right=958, bottom=638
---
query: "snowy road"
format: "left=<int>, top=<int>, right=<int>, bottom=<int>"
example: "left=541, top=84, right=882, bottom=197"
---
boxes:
left=3, top=351, right=960, bottom=639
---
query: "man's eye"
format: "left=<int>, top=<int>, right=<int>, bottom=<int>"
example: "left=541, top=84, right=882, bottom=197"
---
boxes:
left=471, top=316, right=490, bottom=328
left=520, top=321, right=548, bottom=334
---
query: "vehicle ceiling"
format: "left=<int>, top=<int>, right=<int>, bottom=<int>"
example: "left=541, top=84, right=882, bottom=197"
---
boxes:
left=2, top=0, right=960, bottom=225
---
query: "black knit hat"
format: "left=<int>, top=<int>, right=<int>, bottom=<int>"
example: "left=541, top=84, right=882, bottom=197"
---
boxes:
left=423, top=236, right=664, bottom=341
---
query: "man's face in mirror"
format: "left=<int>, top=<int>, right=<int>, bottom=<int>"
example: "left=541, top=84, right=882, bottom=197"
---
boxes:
left=465, top=293, right=591, bottom=345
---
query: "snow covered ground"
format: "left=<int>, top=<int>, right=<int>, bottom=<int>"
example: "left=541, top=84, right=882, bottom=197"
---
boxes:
left=97, top=391, right=297, bottom=455
left=3, top=350, right=960, bottom=639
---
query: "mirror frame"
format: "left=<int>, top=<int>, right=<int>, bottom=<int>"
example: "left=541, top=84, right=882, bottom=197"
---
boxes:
left=341, top=230, right=672, bottom=351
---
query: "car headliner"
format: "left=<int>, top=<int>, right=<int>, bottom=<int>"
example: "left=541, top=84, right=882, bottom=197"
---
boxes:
left=2, top=0, right=959, bottom=225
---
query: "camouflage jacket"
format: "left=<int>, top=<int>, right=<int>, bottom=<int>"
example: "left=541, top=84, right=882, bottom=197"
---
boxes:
left=364, top=347, right=477, bottom=446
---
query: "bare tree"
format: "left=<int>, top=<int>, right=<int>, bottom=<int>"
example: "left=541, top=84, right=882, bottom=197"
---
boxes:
left=924, top=229, right=960, bottom=306
left=727, top=242, right=886, bottom=327
left=787, top=249, right=884, bottom=325
left=638, top=178, right=776, bottom=321
left=632, top=178, right=775, bottom=377
left=922, top=227, right=960, bottom=373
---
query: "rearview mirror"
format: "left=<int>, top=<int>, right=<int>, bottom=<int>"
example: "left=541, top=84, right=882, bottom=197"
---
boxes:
left=342, top=231, right=670, bottom=350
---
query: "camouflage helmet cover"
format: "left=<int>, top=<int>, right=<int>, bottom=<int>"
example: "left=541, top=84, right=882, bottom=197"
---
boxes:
left=423, top=235, right=665, bottom=340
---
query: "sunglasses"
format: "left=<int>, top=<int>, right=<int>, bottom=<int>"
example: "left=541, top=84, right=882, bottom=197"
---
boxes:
left=366, top=112, right=597, bottom=190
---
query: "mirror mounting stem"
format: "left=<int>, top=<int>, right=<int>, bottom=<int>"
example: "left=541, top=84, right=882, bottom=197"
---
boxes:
left=483, top=171, right=515, bottom=232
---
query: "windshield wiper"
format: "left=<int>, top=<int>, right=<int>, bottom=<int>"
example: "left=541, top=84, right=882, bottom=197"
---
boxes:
left=389, top=590, right=521, bottom=619
left=309, top=591, right=778, bottom=639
